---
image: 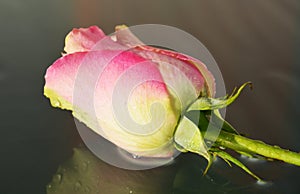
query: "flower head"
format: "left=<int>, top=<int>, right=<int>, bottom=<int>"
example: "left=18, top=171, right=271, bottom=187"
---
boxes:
left=44, top=25, right=215, bottom=157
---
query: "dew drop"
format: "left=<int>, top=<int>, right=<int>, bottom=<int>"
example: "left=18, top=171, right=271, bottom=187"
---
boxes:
left=240, top=155, right=265, bottom=163
left=47, top=184, right=52, bottom=189
left=206, top=140, right=213, bottom=146
left=132, top=154, right=140, bottom=159
left=53, top=173, right=62, bottom=184
left=52, top=98, right=61, bottom=107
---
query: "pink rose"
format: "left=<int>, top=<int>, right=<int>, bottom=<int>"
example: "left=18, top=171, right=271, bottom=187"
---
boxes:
left=44, top=25, right=215, bottom=157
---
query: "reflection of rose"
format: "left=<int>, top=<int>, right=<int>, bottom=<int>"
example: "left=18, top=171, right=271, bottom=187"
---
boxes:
left=44, top=25, right=215, bottom=157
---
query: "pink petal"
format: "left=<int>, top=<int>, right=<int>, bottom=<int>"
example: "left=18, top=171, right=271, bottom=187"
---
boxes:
left=44, top=49, right=179, bottom=156
left=136, top=46, right=216, bottom=97
left=64, top=26, right=106, bottom=54
left=114, top=26, right=216, bottom=97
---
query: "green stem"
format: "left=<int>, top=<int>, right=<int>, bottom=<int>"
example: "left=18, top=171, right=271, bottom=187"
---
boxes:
left=209, top=130, right=300, bottom=166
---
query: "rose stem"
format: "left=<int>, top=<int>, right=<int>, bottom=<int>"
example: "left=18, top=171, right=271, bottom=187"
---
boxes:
left=208, top=130, right=300, bottom=166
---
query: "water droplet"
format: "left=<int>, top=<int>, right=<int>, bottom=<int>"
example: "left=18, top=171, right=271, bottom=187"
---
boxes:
left=206, top=140, right=213, bottom=146
left=53, top=173, right=62, bottom=184
left=47, top=184, right=52, bottom=189
left=132, top=154, right=140, bottom=159
left=129, top=190, right=133, bottom=194
left=51, top=98, right=61, bottom=107
left=240, top=155, right=265, bottom=163
left=74, top=181, right=82, bottom=191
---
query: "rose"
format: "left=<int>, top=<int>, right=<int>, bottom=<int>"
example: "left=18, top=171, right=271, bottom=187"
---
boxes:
left=44, top=25, right=300, bottom=179
left=44, top=25, right=215, bottom=158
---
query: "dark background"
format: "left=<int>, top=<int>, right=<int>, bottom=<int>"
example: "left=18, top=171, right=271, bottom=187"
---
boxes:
left=1, top=0, right=300, bottom=193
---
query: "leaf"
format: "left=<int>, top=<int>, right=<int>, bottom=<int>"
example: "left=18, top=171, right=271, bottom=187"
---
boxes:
left=174, top=116, right=212, bottom=172
left=187, top=82, right=252, bottom=111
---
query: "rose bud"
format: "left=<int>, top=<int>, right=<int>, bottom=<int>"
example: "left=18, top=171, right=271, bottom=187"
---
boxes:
left=45, top=25, right=300, bottom=181
left=44, top=25, right=215, bottom=158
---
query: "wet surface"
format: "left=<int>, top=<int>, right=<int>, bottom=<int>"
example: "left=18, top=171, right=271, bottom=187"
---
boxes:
left=1, top=0, right=300, bottom=193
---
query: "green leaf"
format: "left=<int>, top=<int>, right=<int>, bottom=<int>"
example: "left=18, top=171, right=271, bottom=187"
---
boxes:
left=174, top=116, right=212, bottom=173
left=187, top=82, right=252, bottom=111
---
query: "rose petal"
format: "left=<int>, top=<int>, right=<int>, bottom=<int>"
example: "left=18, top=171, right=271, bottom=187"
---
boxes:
left=44, top=49, right=179, bottom=156
left=114, top=25, right=216, bottom=98
left=64, top=26, right=106, bottom=54
left=114, top=26, right=215, bottom=113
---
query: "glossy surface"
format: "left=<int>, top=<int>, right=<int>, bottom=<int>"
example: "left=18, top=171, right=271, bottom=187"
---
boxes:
left=1, top=0, right=300, bottom=193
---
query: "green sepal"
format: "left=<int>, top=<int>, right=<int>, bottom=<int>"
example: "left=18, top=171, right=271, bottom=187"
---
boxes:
left=187, top=82, right=252, bottom=111
left=198, top=110, right=238, bottom=135
left=174, top=116, right=212, bottom=171
left=203, top=153, right=214, bottom=175
left=213, top=149, right=262, bottom=181
left=212, top=110, right=238, bottom=134
left=198, top=111, right=209, bottom=134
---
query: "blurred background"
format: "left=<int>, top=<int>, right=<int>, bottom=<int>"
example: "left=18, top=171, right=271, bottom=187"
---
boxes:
left=0, top=0, right=300, bottom=193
